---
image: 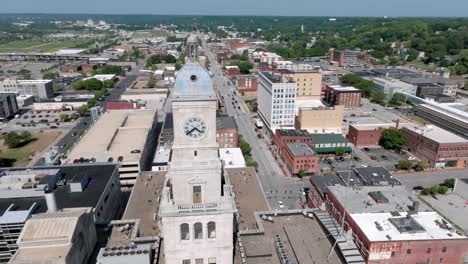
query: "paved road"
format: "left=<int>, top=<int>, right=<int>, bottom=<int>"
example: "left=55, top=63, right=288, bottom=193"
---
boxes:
left=396, top=169, right=468, bottom=189
left=201, top=37, right=308, bottom=210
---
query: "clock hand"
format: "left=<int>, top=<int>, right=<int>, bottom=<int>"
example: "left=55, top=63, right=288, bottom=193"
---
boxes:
left=187, top=127, right=197, bottom=135
left=193, top=127, right=202, bottom=133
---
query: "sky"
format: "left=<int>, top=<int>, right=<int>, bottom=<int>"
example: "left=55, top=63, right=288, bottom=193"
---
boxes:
left=2, top=0, right=468, bottom=17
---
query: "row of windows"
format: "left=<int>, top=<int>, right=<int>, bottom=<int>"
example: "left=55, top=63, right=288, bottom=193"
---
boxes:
left=180, top=222, right=216, bottom=241
left=216, top=133, right=234, bottom=137
left=182, top=257, right=216, bottom=264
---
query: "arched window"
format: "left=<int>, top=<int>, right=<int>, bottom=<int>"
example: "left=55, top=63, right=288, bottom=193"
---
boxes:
left=207, top=221, right=216, bottom=239
left=180, top=223, right=190, bottom=240
left=194, top=222, right=203, bottom=239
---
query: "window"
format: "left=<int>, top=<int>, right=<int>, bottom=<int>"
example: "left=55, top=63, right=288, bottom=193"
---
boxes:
left=427, top=248, right=431, bottom=254
left=407, top=249, right=411, bottom=254
left=180, top=224, right=190, bottom=240
left=208, top=221, right=216, bottom=238
left=182, top=260, right=191, bottom=264
left=194, top=222, right=203, bottom=239
left=195, top=259, right=203, bottom=264
left=194, top=151, right=197, bottom=157
left=442, top=247, right=447, bottom=253
left=193, top=186, right=202, bottom=204
left=391, top=251, right=395, bottom=257
left=208, top=257, right=216, bottom=264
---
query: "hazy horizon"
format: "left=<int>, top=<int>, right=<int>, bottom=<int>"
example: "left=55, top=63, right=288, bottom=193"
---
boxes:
left=1, top=0, right=468, bottom=17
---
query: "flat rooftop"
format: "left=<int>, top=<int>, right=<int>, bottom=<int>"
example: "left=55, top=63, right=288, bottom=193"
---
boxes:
left=240, top=214, right=343, bottom=264
left=276, top=129, right=310, bottom=137
left=228, top=167, right=269, bottom=230
left=217, top=115, right=237, bottom=129
left=122, top=171, right=166, bottom=237
left=219, top=148, right=246, bottom=168
left=327, top=185, right=430, bottom=214
left=328, top=84, right=360, bottom=92
left=260, top=72, right=294, bottom=83
left=287, top=142, right=315, bottom=156
left=404, top=125, right=468, bottom=144
left=68, top=109, right=156, bottom=163
left=0, top=164, right=117, bottom=220
left=352, top=211, right=466, bottom=242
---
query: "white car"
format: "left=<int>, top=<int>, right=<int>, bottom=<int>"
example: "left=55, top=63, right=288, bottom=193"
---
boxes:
left=408, top=156, right=416, bottom=161
left=278, top=201, right=284, bottom=209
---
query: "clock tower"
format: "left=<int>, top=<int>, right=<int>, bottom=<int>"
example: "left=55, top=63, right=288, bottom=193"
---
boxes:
left=160, top=35, right=236, bottom=264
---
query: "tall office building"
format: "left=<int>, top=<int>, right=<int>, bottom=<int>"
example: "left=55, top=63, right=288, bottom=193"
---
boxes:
left=160, top=35, right=236, bottom=264
left=257, top=71, right=297, bottom=132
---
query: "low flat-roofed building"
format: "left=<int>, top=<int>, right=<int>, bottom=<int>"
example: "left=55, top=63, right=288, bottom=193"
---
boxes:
left=84, top=74, right=117, bottom=82
left=283, top=143, right=318, bottom=175
left=295, top=104, right=344, bottom=134
left=325, top=185, right=468, bottom=263
left=236, top=75, right=257, bottom=97
left=9, top=208, right=96, bottom=264
left=310, top=133, right=352, bottom=154
left=32, top=97, right=88, bottom=111
left=402, top=76, right=458, bottom=96
left=0, top=79, right=53, bottom=99
left=372, top=77, right=417, bottom=100
left=67, top=110, right=158, bottom=188
left=219, top=148, right=246, bottom=168
left=402, top=125, right=468, bottom=168
left=216, top=115, right=238, bottom=148
left=15, top=94, right=34, bottom=108
left=347, top=122, right=401, bottom=147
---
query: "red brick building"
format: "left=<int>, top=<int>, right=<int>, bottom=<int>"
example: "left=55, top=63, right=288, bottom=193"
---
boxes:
left=347, top=125, right=386, bottom=147
left=236, top=75, right=258, bottom=96
left=324, top=84, right=362, bottom=109
left=283, top=142, right=318, bottom=175
left=273, top=129, right=312, bottom=156
left=216, top=115, right=239, bottom=148
left=225, top=66, right=241, bottom=77
left=402, top=126, right=468, bottom=168
left=324, top=185, right=468, bottom=264
left=79, top=64, right=97, bottom=74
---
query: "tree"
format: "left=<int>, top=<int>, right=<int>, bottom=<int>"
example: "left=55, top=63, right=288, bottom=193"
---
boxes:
left=147, top=76, right=156, bottom=88
left=93, top=66, right=124, bottom=76
left=175, top=63, right=183, bottom=71
left=340, top=74, right=374, bottom=97
left=239, top=136, right=252, bottom=155
left=371, top=91, right=386, bottom=104
left=59, top=114, right=69, bottom=122
left=437, top=186, right=448, bottom=194
left=76, top=105, right=89, bottom=117
left=42, top=71, right=59, bottom=79
left=72, top=78, right=103, bottom=91
left=4, top=131, right=34, bottom=148
left=379, top=128, right=405, bottom=150
left=442, top=178, right=455, bottom=189
left=245, top=157, right=258, bottom=168
left=398, top=160, right=413, bottom=170
left=335, top=147, right=346, bottom=157
left=53, top=83, right=63, bottom=92
left=297, top=169, right=305, bottom=178
left=429, top=186, right=439, bottom=195
left=390, top=93, right=406, bottom=106
left=414, top=161, right=428, bottom=171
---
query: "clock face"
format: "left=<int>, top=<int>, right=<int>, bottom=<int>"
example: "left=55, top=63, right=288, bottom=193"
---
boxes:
left=183, top=117, right=208, bottom=140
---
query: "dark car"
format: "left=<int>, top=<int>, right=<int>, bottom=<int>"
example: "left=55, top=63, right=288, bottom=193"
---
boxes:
left=363, top=147, right=370, bottom=152
left=50, top=125, right=58, bottom=129
left=381, top=155, right=388, bottom=160
left=413, top=186, right=424, bottom=191
left=353, top=156, right=361, bottom=161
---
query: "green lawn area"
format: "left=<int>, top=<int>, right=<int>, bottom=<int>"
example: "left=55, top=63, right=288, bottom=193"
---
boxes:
left=0, top=131, right=62, bottom=167
left=407, top=60, right=437, bottom=71
left=0, top=38, right=92, bottom=53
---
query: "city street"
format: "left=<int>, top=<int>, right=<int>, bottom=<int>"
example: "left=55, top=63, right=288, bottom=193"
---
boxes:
left=201, top=37, right=308, bottom=210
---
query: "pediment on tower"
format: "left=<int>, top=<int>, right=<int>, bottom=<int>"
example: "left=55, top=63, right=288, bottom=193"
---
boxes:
left=187, top=176, right=207, bottom=185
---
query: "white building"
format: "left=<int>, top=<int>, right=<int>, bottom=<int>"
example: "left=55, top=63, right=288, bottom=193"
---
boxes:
left=260, top=52, right=283, bottom=66
left=219, top=148, right=246, bottom=168
left=257, top=71, right=297, bottom=132
left=372, top=77, right=417, bottom=100
left=0, top=79, right=53, bottom=99
left=160, top=37, right=236, bottom=264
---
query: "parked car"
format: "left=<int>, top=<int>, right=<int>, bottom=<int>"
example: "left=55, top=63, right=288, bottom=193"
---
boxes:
left=278, top=201, right=284, bottom=209
left=413, top=186, right=424, bottom=191
left=381, top=155, right=388, bottom=160
left=353, top=156, right=361, bottom=161
left=363, top=147, right=370, bottom=152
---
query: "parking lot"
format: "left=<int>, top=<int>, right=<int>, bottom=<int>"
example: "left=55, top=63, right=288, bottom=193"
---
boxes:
left=5, top=110, right=77, bottom=131
left=319, top=146, right=413, bottom=173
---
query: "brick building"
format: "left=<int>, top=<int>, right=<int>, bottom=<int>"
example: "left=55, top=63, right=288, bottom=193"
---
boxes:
left=324, top=84, right=362, bottom=109
left=324, top=185, right=468, bottom=264
left=236, top=75, right=258, bottom=97
left=225, top=66, right=241, bottom=77
left=216, top=115, right=239, bottom=148
left=347, top=124, right=395, bottom=147
left=283, top=143, right=318, bottom=175
left=273, top=129, right=312, bottom=156
left=106, top=101, right=137, bottom=110
left=328, top=48, right=358, bottom=66
left=402, top=125, right=468, bottom=168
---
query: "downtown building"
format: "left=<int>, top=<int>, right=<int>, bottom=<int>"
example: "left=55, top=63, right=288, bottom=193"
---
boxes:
left=0, top=79, right=53, bottom=99
left=257, top=71, right=297, bottom=133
